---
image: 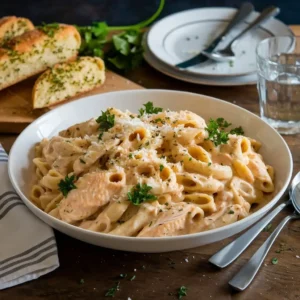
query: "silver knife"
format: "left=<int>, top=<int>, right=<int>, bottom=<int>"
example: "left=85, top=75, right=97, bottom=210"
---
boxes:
left=176, top=2, right=254, bottom=69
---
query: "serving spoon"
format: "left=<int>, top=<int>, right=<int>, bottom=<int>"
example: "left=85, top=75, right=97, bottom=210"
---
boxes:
left=229, top=179, right=300, bottom=291
left=209, top=171, right=300, bottom=268
left=202, top=6, right=280, bottom=62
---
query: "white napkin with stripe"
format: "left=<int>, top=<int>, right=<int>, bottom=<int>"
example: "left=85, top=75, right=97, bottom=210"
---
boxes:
left=0, top=144, right=59, bottom=290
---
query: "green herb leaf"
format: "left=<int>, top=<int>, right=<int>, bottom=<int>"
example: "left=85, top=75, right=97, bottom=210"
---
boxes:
left=36, top=22, right=60, bottom=37
left=129, top=153, right=133, bottom=159
left=127, top=183, right=157, bottom=205
left=58, top=175, right=77, bottom=197
left=160, top=164, right=164, bottom=171
left=105, top=281, right=120, bottom=297
left=228, top=210, right=234, bottom=214
left=98, top=132, right=104, bottom=140
left=178, top=286, right=188, bottom=299
left=153, top=118, right=164, bottom=123
left=112, top=35, right=130, bottom=56
left=96, top=109, right=115, bottom=131
left=130, top=275, right=136, bottom=281
left=138, top=101, right=163, bottom=116
left=77, top=0, right=165, bottom=71
left=271, top=257, right=278, bottom=265
left=216, top=117, right=231, bottom=129
left=205, top=118, right=244, bottom=146
left=230, top=126, right=245, bottom=135
left=263, top=223, right=272, bottom=232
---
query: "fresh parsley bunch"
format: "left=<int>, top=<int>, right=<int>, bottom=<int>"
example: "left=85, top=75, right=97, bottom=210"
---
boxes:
left=77, top=0, right=165, bottom=72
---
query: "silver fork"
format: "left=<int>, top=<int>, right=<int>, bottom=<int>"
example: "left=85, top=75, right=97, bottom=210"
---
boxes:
left=203, top=6, right=280, bottom=62
left=229, top=179, right=300, bottom=291
left=209, top=172, right=300, bottom=268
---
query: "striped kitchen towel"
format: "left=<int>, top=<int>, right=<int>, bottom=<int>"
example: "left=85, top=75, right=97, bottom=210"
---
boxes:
left=0, top=144, right=59, bottom=290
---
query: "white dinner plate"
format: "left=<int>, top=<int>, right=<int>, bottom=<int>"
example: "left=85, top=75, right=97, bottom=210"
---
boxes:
left=147, top=7, right=293, bottom=77
left=8, top=90, right=292, bottom=252
left=143, top=42, right=258, bottom=86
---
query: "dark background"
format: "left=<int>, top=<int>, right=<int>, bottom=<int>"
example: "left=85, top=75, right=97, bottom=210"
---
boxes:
left=0, top=0, right=299, bottom=26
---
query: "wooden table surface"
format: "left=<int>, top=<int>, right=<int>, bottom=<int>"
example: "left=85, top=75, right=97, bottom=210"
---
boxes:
left=1, top=26, right=300, bottom=300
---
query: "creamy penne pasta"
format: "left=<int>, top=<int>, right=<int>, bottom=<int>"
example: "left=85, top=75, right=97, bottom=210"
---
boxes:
left=30, top=104, right=275, bottom=237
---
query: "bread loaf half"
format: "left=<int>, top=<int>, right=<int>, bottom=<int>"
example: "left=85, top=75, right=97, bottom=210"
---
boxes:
left=0, top=23, right=81, bottom=91
left=33, top=56, right=105, bottom=108
left=0, top=16, right=34, bottom=46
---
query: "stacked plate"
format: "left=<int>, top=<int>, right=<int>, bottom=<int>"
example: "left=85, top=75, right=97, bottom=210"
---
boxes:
left=143, top=7, right=293, bottom=86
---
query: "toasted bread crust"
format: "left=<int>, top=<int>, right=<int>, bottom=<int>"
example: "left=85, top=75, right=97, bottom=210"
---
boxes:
left=0, top=16, right=34, bottom=45
left=33, top=56, right=105, bottom=109
left=0, top=24, right=81, bottom=91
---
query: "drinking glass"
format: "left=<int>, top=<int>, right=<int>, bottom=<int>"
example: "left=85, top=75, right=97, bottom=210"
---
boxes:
left=256, top=36, right=300, bottom=134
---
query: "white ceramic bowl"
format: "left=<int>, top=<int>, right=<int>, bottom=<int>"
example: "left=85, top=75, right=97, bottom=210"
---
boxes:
left=8, top=90, right=293, bottom=253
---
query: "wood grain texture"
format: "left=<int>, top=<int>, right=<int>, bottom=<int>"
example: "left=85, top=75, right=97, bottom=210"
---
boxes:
left=1, top=26, right=300, bottom=300
left=0, top=70, right=142, bottom=133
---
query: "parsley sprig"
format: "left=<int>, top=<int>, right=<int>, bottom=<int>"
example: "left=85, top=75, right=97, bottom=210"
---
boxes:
left=77, top=0, right=165, bottom=71
left=205, top=118, right=244, bottom=146
left=178, top=286, right=188, bottom=299
left=139, top=102, right=163, bottom=116
left=58, top=175, right=77, bottom=197
left=127, top=183, right=157, bottom=205
left=96, top=109, right=115, bottom=131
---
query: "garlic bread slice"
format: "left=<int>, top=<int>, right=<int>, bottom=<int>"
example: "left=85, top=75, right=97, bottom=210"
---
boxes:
left=0, top=16, right=34, bottom=46
left=33, top=56, right=105, bottom=108
left=0, top=23, right=81, bottom=91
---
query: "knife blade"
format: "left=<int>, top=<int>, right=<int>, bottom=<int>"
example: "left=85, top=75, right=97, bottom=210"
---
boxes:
left=176, top=2, right=254, bottom=69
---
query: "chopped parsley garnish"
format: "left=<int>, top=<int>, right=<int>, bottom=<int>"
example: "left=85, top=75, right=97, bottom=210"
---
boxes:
left=153, top=118, right=165, bottom=123
left=105, top=281, right=120, bottom=297
left=159, top=164, right=164, bottom=171
left=138, top=101, right=163, bottom=116
left=208, top=162, right=212, bottom=166
left=178, top=286, right=188, bottom=299
left=130, top=275, right=136, bottom=281
left=129, top=153, right=133, bottom=159
left=98, top=132, right=104, bottom=140
left=205, top=118, right=244, bottom=146
left=36, top=22, right=60, bottom=37
left=271, top=257, right=278, bottom=265
left=96, top=109, right=115, bottom=131
left=228, top=210, right=234, bottom=214
left=189, top=157, right=192, bottom=161
left=230, top=126, right=245, bottom=135
left=79, top=158, right=86, bottom=164
left=263, top=223, right=272, bottom=232
left=58, top=175, right=77, bottom=197
left=127, top=183, right=157, bottom=205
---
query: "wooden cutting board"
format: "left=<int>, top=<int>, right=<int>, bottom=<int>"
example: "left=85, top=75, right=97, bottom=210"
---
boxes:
left=0, top=70, right=142, bottom=133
